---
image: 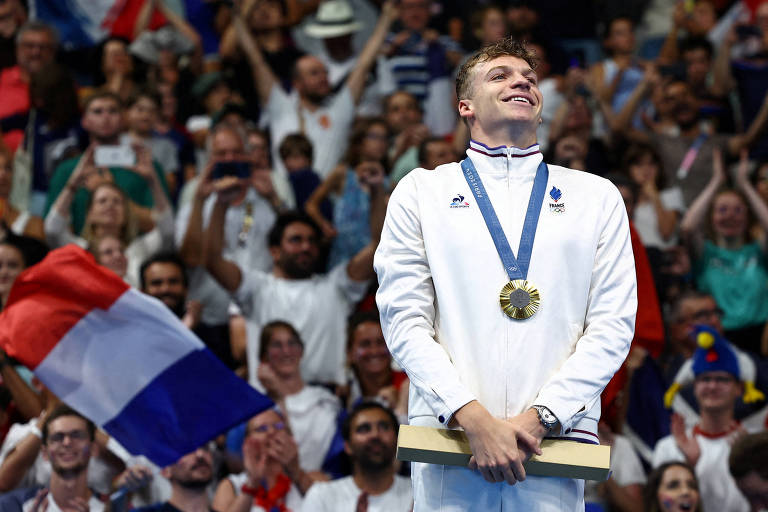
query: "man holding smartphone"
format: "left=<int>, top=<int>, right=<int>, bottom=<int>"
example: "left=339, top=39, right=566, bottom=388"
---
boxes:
left=44, top=91, right=170, bottom=235
left=175, top=123, right=281, bottom=368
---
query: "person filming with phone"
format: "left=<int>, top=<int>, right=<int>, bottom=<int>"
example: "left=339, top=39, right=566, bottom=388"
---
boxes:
left=43, top=91, right=172, bottom=240
left=42, top=91, right=173, bottom=286
left=175, top=123, right=282, bottom=369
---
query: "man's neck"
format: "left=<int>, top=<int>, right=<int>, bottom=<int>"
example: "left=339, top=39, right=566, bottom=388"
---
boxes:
left=679, top=122, right=700, bottom=138
left=470, top=123, right=537, bottom=151
left=168, top=487, right=210, bottom=512
left=699, top=408, right=736, bottom=434
left=299, top=94, right=322, bottom=113
left=49, top=473, right=90, bottom=508
left=353, top=468, right=395, bottom=496
left=129, top=129, right=151, bottom=141
left=91, top=135, right=120, bottom=146
left=271, top=267, right=311, bottom=281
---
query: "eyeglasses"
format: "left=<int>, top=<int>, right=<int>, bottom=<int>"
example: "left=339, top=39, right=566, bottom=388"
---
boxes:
left=249, top=421, right=286, bottom=434
left=47, top=430, right=90, bottom=444
left=696, top=375, right=736, bottom=384
left=695, top=374, right=736, bottom=384
left=690, top=308, right=724, bottom=322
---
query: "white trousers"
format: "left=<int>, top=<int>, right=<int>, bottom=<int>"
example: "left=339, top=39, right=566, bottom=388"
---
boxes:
left=412, top=461, right=585, bottom=511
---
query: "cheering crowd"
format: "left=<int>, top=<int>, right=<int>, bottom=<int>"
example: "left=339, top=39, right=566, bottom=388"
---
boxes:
left=1, top=0, right=768, bottom=510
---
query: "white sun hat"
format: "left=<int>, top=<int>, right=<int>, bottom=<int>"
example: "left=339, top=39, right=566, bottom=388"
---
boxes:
left=304, top=0, right=363, bottom=38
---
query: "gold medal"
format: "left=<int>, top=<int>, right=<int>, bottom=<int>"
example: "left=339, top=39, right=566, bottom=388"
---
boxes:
left=499, top=280, right=540, bottom=319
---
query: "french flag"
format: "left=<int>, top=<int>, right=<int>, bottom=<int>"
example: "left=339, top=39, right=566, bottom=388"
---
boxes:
left=0, top=245, right=272, bottom=466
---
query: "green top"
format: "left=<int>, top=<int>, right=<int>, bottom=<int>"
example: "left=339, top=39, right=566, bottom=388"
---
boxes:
left=390, top=146, right=420, bottom=184
left=44, top=156, right=170, bottom=235
left=694, top=240, right=768, bottom=330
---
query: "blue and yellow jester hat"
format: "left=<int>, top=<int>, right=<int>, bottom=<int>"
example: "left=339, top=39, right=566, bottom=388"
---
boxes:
left=664, top=324, right=765, bottom=408
left=691, top=325, right=739, bottom=377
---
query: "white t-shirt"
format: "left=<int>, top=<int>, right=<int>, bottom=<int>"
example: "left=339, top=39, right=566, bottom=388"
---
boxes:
left=236, top=263, right=368, bottom=386
left=22, top=492, right=105, bottom=512
left=652, top=427, right=750, bottom=512
left=300, top=475, right=412, bottom=512
left=265, top=85, right=355, bottom=181
left=175, top=188, right=276, bottom=325
left=282, top=386, right=341, bottom=472
left=633, top=186, right=685, bottom=249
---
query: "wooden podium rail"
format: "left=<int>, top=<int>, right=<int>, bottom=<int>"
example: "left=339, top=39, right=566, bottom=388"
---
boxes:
left=397, top=425, right=611, bottom=481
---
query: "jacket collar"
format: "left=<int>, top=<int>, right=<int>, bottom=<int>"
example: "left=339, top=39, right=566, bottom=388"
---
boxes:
left=466, top=139, right=542, bottom=175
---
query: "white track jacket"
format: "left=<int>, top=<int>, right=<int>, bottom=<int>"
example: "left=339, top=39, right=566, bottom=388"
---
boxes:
left=374, top=141, right=637, bottom=442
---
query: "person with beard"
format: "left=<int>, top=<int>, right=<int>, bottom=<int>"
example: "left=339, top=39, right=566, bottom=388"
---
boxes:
left=132, top=445, right=216, bottom=512
left=138, top=253, right=234, bottom=365
left=300, top=401, right=412, bottom=512
left=231, top=0, right=398, bottom=189
left=613, top=76, right=768, bottom=209
left=204, top=159, right=386, bottom=387
left=21, top=405, right=107, bottom=512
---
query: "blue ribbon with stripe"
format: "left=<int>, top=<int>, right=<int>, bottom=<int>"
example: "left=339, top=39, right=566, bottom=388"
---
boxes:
left=460, top=158, right=549, bottom=281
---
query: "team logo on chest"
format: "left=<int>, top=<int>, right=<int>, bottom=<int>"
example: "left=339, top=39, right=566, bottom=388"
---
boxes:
left=548, top=186, right=565, bottom=213
left=450, top=193, right=470, bottom=208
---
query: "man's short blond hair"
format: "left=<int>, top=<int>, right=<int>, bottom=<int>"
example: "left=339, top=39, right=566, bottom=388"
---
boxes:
left=455, top=38, right=538, bottom=101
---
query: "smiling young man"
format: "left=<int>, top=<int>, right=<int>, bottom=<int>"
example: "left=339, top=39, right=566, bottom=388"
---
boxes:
left=652, top=337, right=752, bottom=512
left=374, top=38, right=637, bottom=510
left=30, top=405, right=106, bottom=512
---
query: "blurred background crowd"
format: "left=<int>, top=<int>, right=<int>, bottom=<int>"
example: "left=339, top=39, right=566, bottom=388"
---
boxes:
left=1, top=0, right=768, bottom=510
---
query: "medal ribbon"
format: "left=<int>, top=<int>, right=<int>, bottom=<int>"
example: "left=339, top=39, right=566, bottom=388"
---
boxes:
left=675, top=132, right=708, bottom=180
left=460, top=157, right=548, bottom=281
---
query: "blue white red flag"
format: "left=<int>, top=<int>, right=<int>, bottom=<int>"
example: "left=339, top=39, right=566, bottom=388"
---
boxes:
left=0, top=244, right=272, bottom=466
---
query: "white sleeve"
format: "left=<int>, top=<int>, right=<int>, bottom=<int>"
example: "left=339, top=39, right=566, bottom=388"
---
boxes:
left=661, top=186, right=685, bottom=213
left=233, top=269, right=269, bottom=318
left=374, top=175, right=476, bottom=424
left=327, top=261, right=368, bottom=305
left=43, top=209, right=86, bottom=249
left=534, top=183, right=637, bottom=433
left=651, top=435, right=685, bottom=468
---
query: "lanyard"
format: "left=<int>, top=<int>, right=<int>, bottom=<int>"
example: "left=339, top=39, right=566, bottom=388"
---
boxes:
left=676, top=133, right=708, bottom=180
left=460, top=158, right=548, bottom=281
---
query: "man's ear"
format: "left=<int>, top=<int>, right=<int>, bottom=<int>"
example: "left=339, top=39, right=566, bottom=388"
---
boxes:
left=41, top=445, right=50, bottom=462
left=269, top=246, right=280, bottom=263
left=343, top=440, right=353, bottom=457
left=458, top=98, right=474, bottom=121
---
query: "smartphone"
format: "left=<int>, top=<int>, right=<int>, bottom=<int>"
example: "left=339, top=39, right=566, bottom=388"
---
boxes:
left=212, top=161, right=251, bottom=179
left=94, top=145, right=136, bottom=168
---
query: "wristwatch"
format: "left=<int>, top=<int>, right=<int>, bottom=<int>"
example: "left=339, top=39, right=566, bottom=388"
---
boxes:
left=532, top=405, right=559, bottom=432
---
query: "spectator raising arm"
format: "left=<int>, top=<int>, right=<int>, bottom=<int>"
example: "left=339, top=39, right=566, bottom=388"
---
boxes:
left=679, top=147, right=727, bottom=257
left=233, top=2, right=278, bottom=106
left=344, top=1, right=399, bottom=104
left=178, top=162, right=214, bottom=269
left=346, top=162, right=387, bottom=282
left=204, top=175, right=247, bottom=293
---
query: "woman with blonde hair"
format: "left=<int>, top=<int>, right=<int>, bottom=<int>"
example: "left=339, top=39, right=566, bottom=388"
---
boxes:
left=44, top=144, right=173, bottom=286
